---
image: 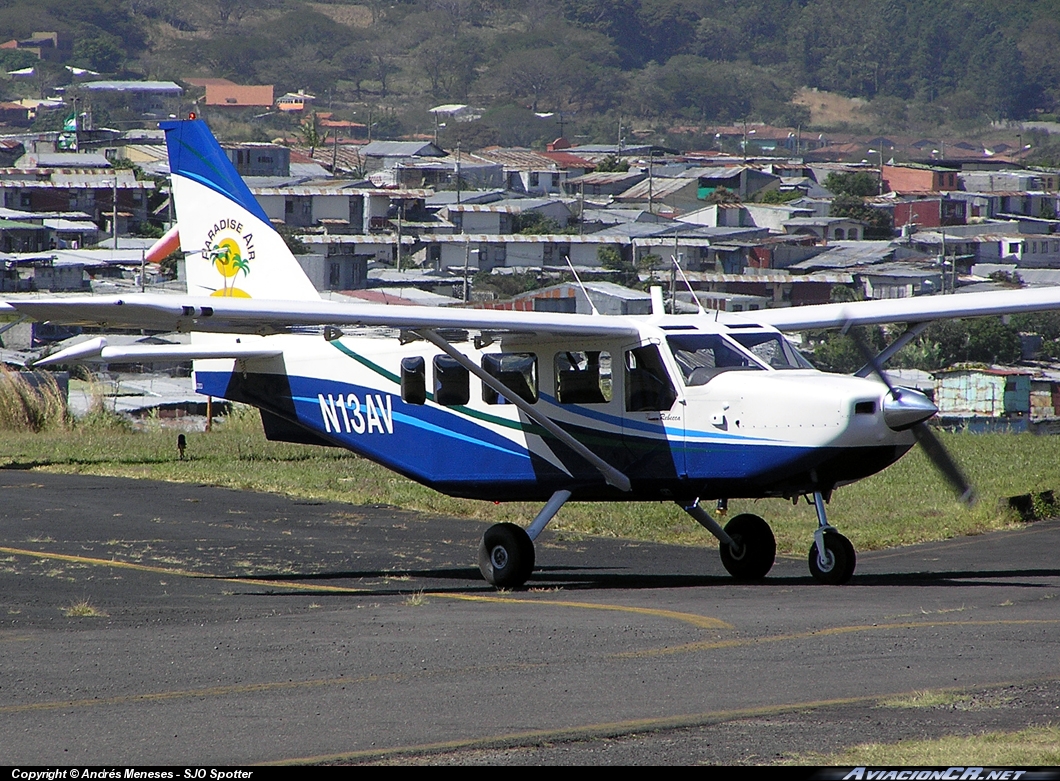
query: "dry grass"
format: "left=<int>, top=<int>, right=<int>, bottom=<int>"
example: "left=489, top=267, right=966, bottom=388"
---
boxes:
left=792, top=87, right=872, bottom=128
left=61, top=598, right=108, bottom=618
left=0, top=368, right=69, bottom=432
left=793, top=725, right=1060, bottom=766
left=0, top=406, right=1057, bottom=555
left=402, top=590, right=428, bottom=606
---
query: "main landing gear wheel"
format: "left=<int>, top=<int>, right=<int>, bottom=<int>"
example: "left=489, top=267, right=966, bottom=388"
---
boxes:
left=478, top=522, right=535, bottom=588
left=808, top=531, right=856, bottom=585
left=719, top=513, right=776, bottom=580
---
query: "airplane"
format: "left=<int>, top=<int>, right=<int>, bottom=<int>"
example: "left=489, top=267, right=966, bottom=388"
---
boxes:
left=7, top=118, right=1060, bottom=588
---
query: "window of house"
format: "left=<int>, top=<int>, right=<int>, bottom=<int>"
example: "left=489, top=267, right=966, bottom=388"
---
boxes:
left=433, top=355, right=469, bottom=406
left=481, top=352, right=537, bottom=404
left=555, top=351, right=612, bottom=404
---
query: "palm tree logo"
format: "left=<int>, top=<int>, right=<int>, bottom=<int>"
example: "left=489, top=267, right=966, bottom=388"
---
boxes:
left=207, top=237, right=251, bottom=297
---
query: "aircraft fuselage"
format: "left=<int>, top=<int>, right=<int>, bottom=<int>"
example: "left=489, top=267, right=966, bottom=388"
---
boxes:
left=194, top=315, right=918, bottom=503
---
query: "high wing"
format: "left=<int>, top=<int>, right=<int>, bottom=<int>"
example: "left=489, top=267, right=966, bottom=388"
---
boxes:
left=6, top=294, right=640, bottom=340
left=744, top=286, right=1060, bottom=331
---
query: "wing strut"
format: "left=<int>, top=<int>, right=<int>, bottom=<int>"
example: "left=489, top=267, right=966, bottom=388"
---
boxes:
left=415, top=329, right=632, bottom=493
left=853, top=322, right=931, bottom=378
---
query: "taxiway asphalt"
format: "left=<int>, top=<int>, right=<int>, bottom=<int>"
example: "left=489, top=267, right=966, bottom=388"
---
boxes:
left=1, top=470, right=1058, bottom=765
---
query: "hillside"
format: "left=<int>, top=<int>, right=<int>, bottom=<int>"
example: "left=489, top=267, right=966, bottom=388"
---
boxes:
left=1, top=0, right=1059, bottom=150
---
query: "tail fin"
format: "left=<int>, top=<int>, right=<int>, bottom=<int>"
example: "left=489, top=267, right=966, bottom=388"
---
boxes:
left=160, top=119, right=319, bottom=301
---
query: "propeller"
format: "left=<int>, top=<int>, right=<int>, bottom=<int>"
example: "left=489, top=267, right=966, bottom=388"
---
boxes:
left=846, top=325, right=976, bottom=505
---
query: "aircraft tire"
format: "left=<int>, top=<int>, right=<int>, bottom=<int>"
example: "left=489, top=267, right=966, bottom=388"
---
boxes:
left=719, top=513, right=776, bottom=580
left=808, top=531, right=856, bottom=585
left=478, top=523, right=535, bottom=588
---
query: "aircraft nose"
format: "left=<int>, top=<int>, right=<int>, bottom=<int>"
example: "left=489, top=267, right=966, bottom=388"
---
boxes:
left=881, top=388, right=938, bottom=431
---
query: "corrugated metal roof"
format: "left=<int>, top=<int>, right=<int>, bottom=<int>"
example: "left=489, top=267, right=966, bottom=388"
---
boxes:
left=80, top=80, right=183, bottom=93
left=685, top=271, right=854, bottom=283
left=0, top=179, right=153, bottom=189
left=443, top=204, right=517, bottom=213
left=682, top=166, right=748, bottom=178
left=566, top=171, right=643, bottom=185
left=473, top=148, right=559, bottom=170
left=420, top=234, right=632, bottom=244
left=616, top=177, right=695, bottom=200
left=361, top=141, right=445, bottom=157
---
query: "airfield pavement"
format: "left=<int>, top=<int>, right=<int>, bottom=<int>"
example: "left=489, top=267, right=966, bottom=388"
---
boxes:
left=1, top=469, right=1059, bottom=765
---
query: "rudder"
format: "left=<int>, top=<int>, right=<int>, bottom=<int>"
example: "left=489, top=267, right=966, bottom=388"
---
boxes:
left=160, top=119, right=319, bottom=302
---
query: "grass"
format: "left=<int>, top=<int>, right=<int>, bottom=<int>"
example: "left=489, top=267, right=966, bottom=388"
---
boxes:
left=793, top=725, right=1060, bottom=765
left=0, top=368, right=69, bottom=432
left=0, top=406, right=1056, bottom=555
left=878, top=689, right=1012, bottom=710
left=402, top=590, right=428, bottom=606
left=61, top=598, right=108, bottom=618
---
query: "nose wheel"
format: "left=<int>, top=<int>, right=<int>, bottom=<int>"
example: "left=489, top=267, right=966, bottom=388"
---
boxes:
left=808, top=530, right=856, bottom=585
left=807, top=491, right=857, bottom=584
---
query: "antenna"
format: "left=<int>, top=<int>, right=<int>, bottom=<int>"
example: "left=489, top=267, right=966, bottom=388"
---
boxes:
left=672, top=254, right=705, bottom=315
left=564, top=255, right=600, bottom=315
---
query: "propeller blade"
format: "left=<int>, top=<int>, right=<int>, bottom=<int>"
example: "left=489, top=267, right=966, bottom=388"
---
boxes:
left=845, top=320, right=976, bottom=505
left=911, top=422, right=976, bottom=505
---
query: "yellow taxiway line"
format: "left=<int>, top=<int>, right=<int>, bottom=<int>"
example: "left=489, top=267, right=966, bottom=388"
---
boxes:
left=264, top=675, right=1060, bottom=765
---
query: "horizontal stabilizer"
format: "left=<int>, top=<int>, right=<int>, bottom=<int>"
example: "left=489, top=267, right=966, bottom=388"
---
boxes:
left=34, top=336, right=281, bottom=366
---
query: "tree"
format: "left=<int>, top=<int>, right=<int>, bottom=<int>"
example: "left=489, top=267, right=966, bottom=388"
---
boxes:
left=594, top=155, right=628, bottom=172
left=824, top=171, right=879, bottom=197
left=705, top=186, right=740, bottom=205
left=299, top=112, right=328, bottom=157
left=829, top=195, right=893, bottom=239
left=73, top=33, right=125, bottom=73
left=966, top=318, right=1022, bottom=365
left=416, top=34, right=479, bottom=100
left=758, top=188, right=800, bottom=204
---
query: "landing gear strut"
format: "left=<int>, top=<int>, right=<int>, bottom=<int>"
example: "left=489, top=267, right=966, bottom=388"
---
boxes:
left=807, top=491, right=856, bottom=585
left=478, top=489, right=571, bottom=589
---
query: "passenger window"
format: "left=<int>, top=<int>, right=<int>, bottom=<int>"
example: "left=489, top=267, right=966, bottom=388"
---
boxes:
left=433, top=355, right=469, bottom=406
left=625, top=345, right=677, bottom=411
left=555, top=350, right=612, bottom=404
left=400, top=356, right=426, bottom=405
left=482, top=352, right=538, bottom=404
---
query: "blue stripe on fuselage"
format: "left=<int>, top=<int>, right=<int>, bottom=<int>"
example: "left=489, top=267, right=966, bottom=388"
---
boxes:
left=196, top=369, right=835, bottom=494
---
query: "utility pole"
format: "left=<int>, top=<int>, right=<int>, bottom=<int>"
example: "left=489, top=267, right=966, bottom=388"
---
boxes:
left=647, top=149, right=654, bottom=214
left=112, top=177, right=118, bottom=250
left=456, top=143, right=462, bottom=205
left=396, top=203, right=403, bottom=272
left=579, top=181, right=584, bottom=236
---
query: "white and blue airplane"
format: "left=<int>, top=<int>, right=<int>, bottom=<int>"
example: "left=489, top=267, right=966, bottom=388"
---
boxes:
left=10, top=119, right=1060, bottom=587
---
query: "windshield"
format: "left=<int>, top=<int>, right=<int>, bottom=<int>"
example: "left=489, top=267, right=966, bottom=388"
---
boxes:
left=666, top=334, right=764, bottom=386
left=729, top=331, right=816, bottom=370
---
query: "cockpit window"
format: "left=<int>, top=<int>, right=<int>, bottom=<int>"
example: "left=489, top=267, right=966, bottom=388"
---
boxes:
left=729, top=332, right=815, bottom=370
left=666, top=334, right=764, bottom=386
